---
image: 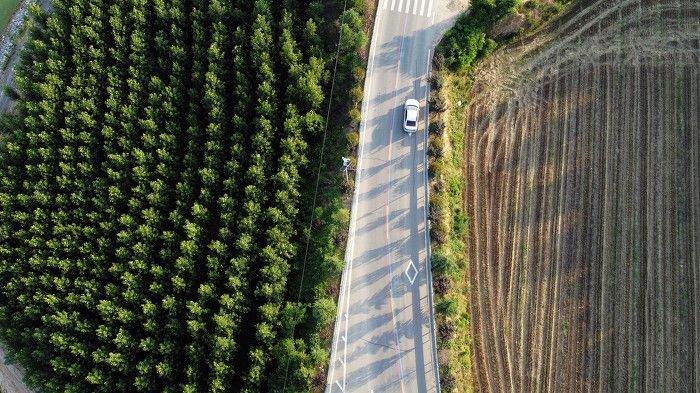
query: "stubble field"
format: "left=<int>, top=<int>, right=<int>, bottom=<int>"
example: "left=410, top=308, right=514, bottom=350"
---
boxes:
left=462, top=0, right=699, bottom=391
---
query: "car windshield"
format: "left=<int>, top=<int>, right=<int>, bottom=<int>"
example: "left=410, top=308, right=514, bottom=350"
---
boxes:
left=406, top=120, right=416, bottom=127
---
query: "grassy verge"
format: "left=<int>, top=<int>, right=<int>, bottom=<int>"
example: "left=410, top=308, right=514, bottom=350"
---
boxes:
left=0, top=0, right=21, bottom=32
left=428, top=66, right=472, bottom=391
left=428, top=0, right=572, bottom=391
left=296, top=0, right=373, bottom=391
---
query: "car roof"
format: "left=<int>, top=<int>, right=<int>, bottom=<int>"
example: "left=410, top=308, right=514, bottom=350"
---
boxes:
left=405, top=98, right=419, bottom=107
left=406, top=107, right=418, bottom=121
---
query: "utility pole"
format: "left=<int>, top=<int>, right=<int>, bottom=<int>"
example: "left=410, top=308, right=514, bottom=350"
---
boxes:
left=341, top=157, right=353, bottom=182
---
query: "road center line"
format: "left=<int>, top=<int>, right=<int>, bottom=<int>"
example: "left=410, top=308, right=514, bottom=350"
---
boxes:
left=385, top=12, right=411, bottom=393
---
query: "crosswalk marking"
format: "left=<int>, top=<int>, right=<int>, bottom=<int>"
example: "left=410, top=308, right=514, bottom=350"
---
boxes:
left=382, top=0, right=433, bottom=18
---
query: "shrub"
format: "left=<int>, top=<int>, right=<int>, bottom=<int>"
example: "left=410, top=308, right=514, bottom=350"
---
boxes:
left=429, top=120, right=444, bottom=136
left=434, top=276, right=451, bottom=296
left=346, top=131, right=360, bottom=147
left=438, top=320, right=456, bottom=341
left=352, top=66, right=365, bottom=83
left=436, top=298, right=458, bottom=317
left=350, top=85, right=363, bottom=104
left=311, top=297, right=336, bottom=330
left=431, top=251, right=458, bottom=276
left=348, top=108, right=361, bottom=125
left=437, top=0, right=521, bottom=71
left=428, top=134, right=444, bottom=158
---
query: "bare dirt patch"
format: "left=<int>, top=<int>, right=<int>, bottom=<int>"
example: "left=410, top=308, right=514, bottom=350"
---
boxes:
left=463, top=0, right=699, bottom=391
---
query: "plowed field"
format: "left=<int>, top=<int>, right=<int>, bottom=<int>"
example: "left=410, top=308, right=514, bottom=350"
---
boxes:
left=462, top=0, right=699, bottom=391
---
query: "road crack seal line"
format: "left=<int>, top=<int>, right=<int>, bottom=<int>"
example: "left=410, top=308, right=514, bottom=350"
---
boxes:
left=360, top=337, right=400, bottom=351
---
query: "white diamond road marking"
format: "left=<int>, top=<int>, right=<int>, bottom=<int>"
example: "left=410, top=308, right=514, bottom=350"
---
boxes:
left=405, top=261, right=418, bottom=284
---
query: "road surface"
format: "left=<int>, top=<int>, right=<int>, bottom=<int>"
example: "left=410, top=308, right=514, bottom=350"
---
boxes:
left=326, top=0, right=465, bottom=392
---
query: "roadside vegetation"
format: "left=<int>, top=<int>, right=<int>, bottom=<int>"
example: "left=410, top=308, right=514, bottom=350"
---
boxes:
left=0, top=0, right=366, bottom=391
left=428, top=0, right=572, bottom=390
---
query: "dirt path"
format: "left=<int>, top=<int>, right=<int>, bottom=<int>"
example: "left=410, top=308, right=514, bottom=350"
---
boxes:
left=463, top=0, right=699, bottom=391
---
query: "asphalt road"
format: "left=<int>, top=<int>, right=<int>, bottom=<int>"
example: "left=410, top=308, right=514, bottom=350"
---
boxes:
left=326, top=1, right=465, bottom=392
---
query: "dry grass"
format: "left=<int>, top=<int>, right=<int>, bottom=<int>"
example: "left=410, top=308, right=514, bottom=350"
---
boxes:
left=431, top=66, right=474, bottom=392
left=462, top=0, right=699, bottom=391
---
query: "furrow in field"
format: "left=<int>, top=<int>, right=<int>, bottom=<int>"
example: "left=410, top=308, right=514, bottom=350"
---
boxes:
left=461, top=1, right=698, bottom=391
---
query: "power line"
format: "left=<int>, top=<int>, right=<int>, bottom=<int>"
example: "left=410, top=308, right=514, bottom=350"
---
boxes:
left=282, top=0, right=351, bottom=390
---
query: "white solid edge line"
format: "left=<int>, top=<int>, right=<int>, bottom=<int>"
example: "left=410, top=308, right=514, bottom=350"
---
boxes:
left=325, top=5, right=382, bottom=392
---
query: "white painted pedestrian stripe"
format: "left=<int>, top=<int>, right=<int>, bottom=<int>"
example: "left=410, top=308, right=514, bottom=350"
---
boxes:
left=405, top=261, right=418, bottom=284
left=383, top=0, right=433, bottom=18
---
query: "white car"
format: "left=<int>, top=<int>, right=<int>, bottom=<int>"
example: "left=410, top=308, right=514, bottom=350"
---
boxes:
left=403, top=99, right=419, bottom=133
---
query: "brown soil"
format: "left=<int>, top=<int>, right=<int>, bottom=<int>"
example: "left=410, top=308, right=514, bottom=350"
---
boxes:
left=463, top=0, right=699, bottom=391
